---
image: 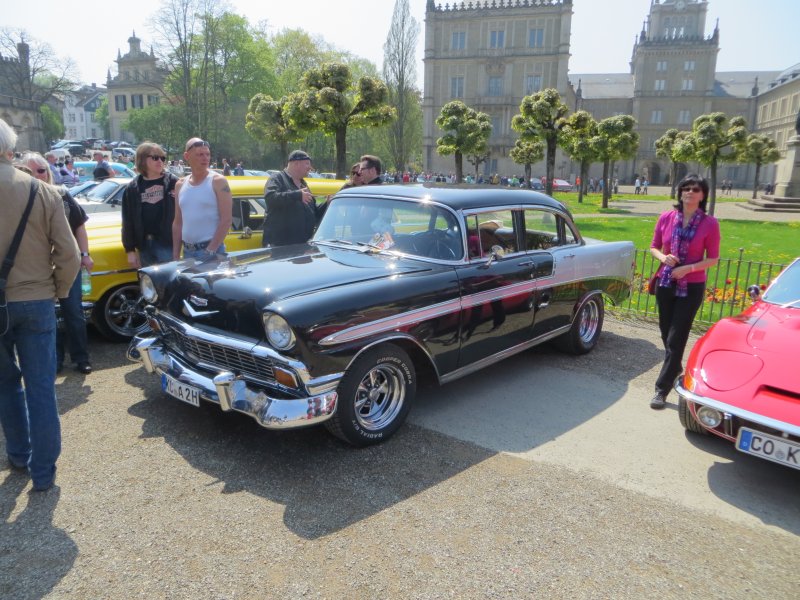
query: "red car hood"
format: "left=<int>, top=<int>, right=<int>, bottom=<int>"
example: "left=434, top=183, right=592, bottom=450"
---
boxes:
left=688, top=301, right=800, bottom=426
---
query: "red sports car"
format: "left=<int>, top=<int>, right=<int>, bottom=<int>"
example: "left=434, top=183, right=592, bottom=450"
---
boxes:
left=675, top=257, right=800, bottom=471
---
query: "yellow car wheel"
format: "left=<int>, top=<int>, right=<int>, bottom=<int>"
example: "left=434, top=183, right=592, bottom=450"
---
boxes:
left=92, top=283, right=149, bottom=342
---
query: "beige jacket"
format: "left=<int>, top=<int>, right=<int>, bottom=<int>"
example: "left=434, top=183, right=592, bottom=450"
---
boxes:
left=0, top=158, right=80, bottom=301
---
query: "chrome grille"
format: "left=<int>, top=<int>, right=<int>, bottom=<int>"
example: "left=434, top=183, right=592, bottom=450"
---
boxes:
left=160, top=320, right=275, bottom=384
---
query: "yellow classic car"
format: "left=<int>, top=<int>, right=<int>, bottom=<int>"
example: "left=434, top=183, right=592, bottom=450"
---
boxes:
left=85, top=176, right=345, bottom=340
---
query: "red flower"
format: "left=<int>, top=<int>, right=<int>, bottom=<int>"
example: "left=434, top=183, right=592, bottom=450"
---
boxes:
left=725, top=279, right=732, bottom=285
left=760, top=284, right=767, bottom=290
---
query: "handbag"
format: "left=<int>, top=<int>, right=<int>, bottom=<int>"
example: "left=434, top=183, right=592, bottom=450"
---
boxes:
left=647, top=270, right=659, bottom=295
left=0, top=179, right=40, bottom=336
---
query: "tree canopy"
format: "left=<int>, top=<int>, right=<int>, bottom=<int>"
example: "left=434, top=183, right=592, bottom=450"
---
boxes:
left=435, top=101, right=492, bottom=183
left=738, top=133, right=781, bottom=199
left=591, top=115, right=639, bottom=208
left=560, top=111, right=599, bottom=203
left=655, top=128, right=692, bottom=199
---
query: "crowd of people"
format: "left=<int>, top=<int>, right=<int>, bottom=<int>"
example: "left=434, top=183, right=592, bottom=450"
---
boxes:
left=1, top=112, right=724, bottom=492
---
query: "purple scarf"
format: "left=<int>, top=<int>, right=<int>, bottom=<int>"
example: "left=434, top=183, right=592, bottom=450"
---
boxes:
left=658, top=209, right=704, bottom=297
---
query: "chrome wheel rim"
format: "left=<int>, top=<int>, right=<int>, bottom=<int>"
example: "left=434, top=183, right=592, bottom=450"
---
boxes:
left=104, top=285, right=149, bottom=338
left=354, top=363, right=406, bottom=431
left=577, top=300, right=600, bottom=344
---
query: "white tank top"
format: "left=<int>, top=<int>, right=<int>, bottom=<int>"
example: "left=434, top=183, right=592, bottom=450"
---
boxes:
left=179, top=173, right=219, bottom=244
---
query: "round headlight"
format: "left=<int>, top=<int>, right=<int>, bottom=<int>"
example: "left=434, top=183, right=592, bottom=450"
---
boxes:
left=263, top=313, right=295, bottom=350
left=140, top=273, right=158, bottom=303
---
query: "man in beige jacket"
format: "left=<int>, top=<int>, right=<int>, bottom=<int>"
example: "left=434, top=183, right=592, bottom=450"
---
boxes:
left=0, top=118, right=80, bottom=491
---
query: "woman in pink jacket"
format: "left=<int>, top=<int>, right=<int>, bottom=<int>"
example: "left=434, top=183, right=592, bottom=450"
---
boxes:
left=649, top=174, right=720, bottom=409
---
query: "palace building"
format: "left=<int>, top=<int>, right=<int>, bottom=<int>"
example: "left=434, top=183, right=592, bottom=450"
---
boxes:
left=422, top=0, right=800, bottom=186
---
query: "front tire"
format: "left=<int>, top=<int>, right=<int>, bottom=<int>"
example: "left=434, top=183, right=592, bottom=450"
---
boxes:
left=92, top=283, right=149, bottom=342
left=555, top=295, right=604, bottom=355
left=678, top=397, right=707, bottom=434
left=325, top=344, right=416, bottom=447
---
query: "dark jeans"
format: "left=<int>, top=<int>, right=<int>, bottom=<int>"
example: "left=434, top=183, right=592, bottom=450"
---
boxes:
left=57, top=274, right=89, bottom=366
left=0, top=299, right=60, bottom=488
left=139, top=238, right=173, bottom=267
left=655, top=281, right=705, bottom=396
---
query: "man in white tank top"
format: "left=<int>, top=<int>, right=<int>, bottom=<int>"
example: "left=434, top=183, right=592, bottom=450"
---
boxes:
left=172, top=137, right=233, bottom=260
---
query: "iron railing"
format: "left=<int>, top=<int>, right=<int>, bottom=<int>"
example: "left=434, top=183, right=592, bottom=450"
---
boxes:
left=611, top=248, right=788, bottom=330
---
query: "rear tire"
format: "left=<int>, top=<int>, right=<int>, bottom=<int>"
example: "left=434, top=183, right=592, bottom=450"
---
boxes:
left=325, top=344, right=416, bottom=447
left=555, top=295, right=604, bottom=355
left=678, top=396, right=707, bottom=434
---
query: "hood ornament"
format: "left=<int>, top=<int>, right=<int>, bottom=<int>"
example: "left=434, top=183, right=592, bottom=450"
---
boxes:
left=182, top=299, right=219, bottom=318
left=189, top=294, right=208, bottom=307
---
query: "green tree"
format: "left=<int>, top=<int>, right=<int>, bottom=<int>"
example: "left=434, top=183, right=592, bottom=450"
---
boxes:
left=39, top=104, right=63, bottom=142
left=560, top=111, right=598, bottom=203
left=123, top=103, right=190, bottom=158
left=382, top=0, right=420, bottom=172
left=591, top=115, right=639, bottom=208
left=511, top=88, right=569, bottom=196
left=435, top=101, right=492, bottom=184
left=655, top=128, right=692, bottom=199
left=271, top=29, right=333, bottom=95
left=245, top=93, right=303, bottom=159
left=738, top=133, right=781, bottom=199
left=287, top=62, right=395, bottom=178
left=467, top=150, right=490, bottom=181
left=509, top=140, right=545, bottom=189
left=94, top=97, right=111, bottom=139
left=680, top=112, right=748, bottom=215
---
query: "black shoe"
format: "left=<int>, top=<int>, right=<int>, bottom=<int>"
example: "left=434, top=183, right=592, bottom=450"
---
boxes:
left=650, top=393, right=667, bottom=410
left=76, top=362, right=92, bottom=374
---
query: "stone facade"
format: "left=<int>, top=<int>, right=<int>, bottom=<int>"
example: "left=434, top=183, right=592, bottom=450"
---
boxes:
left=107, top=32, right=167, bottom=143
left=0, top=42, right=45, bottom=152
left=423, top=0, right=800, bottom=187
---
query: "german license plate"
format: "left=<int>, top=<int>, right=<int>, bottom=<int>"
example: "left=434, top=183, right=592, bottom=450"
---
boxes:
left=161, top=373, right=201, bottom=407
left=736, top=428, right=800, bottom=470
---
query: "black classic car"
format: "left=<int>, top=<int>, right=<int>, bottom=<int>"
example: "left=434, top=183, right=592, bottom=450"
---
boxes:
left=128, top=185, right=634, bottom=446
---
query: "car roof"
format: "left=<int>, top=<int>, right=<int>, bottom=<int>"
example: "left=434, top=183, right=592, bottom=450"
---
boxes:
left=334, top=183, right=569, bottom=213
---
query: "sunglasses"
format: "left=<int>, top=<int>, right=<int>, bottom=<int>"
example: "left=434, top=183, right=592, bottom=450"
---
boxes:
left=36, top=168, right=47, bottom=174
left=682, top=186, right=703, bottom=193
left=149, top=155, right=167, bottom=161
left=187, top=140, right=210, bottom=150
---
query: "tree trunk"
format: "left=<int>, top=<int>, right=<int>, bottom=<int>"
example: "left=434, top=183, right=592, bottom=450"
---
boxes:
left=578, top=159, right=588, bottom=203
left=601, top=160, right=610, bottom=209
left=455, top=152, right=463, bottom=183
left=280, top=140, right=288, bottom=162
left=545, top=139, right=557, bottom=196
left=708, top=158, right=717, bottom=216
left=670, top=162, right=678, bottom=200
left=525, top=163, right=532, bottom=189
left=335, top=126, right=348, bottom=179
left=752, top=162, right=761, bottom=200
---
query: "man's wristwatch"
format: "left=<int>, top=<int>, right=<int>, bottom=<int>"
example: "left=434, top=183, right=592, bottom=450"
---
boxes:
left=81, top=252, right=91, bottom=257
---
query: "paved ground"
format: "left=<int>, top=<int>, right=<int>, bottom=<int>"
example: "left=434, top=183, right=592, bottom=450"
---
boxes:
left=1, top=318, right=798, bottom=599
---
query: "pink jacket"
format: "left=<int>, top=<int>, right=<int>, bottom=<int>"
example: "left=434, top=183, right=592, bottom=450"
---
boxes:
left=650, top=209, right=720, bottom=283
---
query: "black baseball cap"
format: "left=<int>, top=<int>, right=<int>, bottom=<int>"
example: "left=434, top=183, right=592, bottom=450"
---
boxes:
left=288, top=150, right=311, bottom=162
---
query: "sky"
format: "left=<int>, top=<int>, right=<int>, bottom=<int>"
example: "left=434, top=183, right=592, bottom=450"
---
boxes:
left=4, top=0, right=799, bottom=86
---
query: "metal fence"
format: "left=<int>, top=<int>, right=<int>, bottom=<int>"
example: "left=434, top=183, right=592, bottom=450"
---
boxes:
left=611, top=248, right=788, bottom=330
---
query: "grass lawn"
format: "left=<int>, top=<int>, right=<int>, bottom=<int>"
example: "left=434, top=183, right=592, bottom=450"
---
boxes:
left=553, top=191, right=749, bottom=214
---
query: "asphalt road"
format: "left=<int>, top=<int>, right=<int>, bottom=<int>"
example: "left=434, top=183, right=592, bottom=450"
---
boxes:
left=1, top=318, right=798, bottom=599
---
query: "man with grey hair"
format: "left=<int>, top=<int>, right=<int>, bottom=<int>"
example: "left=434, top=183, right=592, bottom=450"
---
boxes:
left=0, top=118, right=80, bottom=491
left=44, top=151, right=65, bottom=185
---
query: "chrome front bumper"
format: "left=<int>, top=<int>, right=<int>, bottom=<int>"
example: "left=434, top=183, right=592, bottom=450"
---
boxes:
left=127, top=336, right=338, bottom=430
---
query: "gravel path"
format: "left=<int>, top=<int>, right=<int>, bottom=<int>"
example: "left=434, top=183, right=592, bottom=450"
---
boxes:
left=1, top=317, right=798, bottom=599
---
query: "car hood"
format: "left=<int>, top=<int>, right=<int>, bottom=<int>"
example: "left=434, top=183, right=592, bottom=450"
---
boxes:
left=159, top=243, right=439, bottom=336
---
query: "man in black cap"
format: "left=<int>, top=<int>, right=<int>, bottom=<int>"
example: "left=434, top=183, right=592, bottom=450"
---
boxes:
left=261, top=150, right=327, bottom=247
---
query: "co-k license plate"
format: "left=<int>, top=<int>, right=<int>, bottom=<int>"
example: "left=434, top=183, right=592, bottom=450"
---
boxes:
left=736, top=428, right=800, bottom=470
left=161, top=373, right=201, bottom=407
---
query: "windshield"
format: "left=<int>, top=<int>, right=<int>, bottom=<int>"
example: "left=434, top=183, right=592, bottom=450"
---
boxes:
left=314, top=196, right=464, bottom=261
left=762, top=260, right=800, bottom=307
left=81, top=180, right=122, bottom=203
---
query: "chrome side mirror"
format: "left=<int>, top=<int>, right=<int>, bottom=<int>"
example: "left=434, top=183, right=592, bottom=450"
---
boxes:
left=747, top=284, right=761, bottom=302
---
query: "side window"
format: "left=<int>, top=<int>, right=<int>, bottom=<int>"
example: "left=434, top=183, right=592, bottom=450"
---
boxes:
left=562, top=218, right=578, bottom=245
left=523, top=209, right=560, bottom=250
left=472, top=210, right=518, bottom=257
left=231, top=197, right=265, bottom=232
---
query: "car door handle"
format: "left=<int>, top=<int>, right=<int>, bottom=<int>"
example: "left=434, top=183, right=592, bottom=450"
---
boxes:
left=562, top=253, right=576, bottom=259
left=517, top=260, right=535, bottom=267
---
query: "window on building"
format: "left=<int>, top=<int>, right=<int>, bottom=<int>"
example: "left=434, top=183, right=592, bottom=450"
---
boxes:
left=528, top=28, right=544, bottom=48
left=491, top=116, right=502, bottom=138
left=780, top=98, right=788, bottom=116
left=684, top=60, right=695, bottom=71
left=90, top=113, right=96, bottom=122
left=525, top=75, right=542, bottom=94
left=115, top=95, right=127, bottom=112
left=488, top=76, right=503, bottom=96
left=656, top=61, right=667, bottom=72
left=678, top=110, right=691, bottom=125
left=490, top=30, right=505, bottom=49
left=651, top=110, right=663, bottom=124
left=654, top=79, right=666, bottom=91
left=68, top=113, right=76, bottom=123
left=79, top=113, right=84, bottom=122
left=148, top=95, right=160, bottom=106
left=451, top=31, right=465, bottom=50
left=132, top=94, right=144, bottom=109
left=681, top=79, right=694, bottom=91
left=450, top=77, right=464, bottom=98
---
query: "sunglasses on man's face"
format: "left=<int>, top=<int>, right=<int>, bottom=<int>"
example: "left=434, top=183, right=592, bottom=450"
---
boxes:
left=187, top=140, right=210, bottom=150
